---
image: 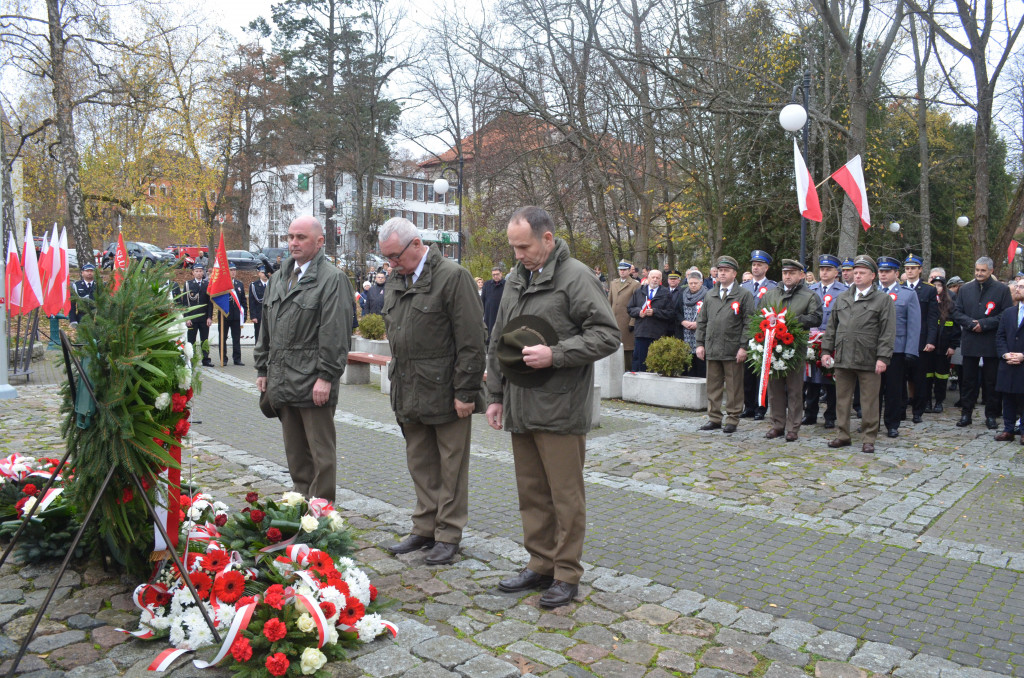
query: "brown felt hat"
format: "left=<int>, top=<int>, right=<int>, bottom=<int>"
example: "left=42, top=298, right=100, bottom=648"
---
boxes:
left=496, top=315, right=559, bottom=388
left=716, top=256, right=740, bottom=272
left=259, top=390, right=278, bottom=418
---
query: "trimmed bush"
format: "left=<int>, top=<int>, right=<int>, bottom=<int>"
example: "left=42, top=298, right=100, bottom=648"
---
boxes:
left=645, top=336, right=693, bottom=377
left=358, top=313, right=386, bottom=340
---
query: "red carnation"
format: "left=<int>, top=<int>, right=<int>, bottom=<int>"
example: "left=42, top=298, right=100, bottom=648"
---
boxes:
left=229, top=636, right=252, bottom=662
left=189, top=571, right=213, bottom=600
left=22, top=484, right=38, bottom=497
left=202, top=550, right=230, bottom=573
left=338, top=596, right=365, bottom=626
left=370, top=584, right=378, bottom=602
left=120, top=487, right=133, bottom=504
left=186, top=388, right=194, bottom=400
left=266, top=527, right=282, bottom=543
left=14, top=497, right=30, bottom=517
left=215, top=514, right=227, bottom=527
left=213, top=570, right=245, bottom=603
left=174, top=417, right=190, bottom=437
left=249, top=509, right=265, bottom=524
left=780, top=333, right=794, bottom=345
left=171, top=393, right=188, bottom=413
left=265, top=653, right=289, bottom=677
left=263, top=617, right=287, bottom=642
left=754, top=332, right=765, bottom=343
left=319, top=601, right=337, bottom=619
left=263, top=584, right=286, bottom=610
left=235, top=595, right=256, bottom=608
left=245, top=491, right=259, bottom=504
left=180, top=494, right=193, bottom=508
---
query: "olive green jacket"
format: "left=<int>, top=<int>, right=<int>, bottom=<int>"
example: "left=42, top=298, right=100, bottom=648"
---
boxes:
left=382, top=245, right=487, bottom=425
left=485, top=239, right=619, bottom=435
left=254, top=249, right=353, bottom=408
left=822, top=285, right=896, bottom=370
left=758, top=281, right=823, bottom=330
left=695, top=283, right=756, bottom=360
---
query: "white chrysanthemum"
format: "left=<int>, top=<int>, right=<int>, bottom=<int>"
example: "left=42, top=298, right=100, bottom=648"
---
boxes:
left=177, top=366, right=192, bottom=390
left=295, top=584, right=316, bottom=598
left=212, top=501, right=229, bottom=513
left=807, top=348, right=816, bottom=359
left=168, top=618, right=187, bottom=647
left=319, top=586, right=346, bottom=608
left=148, top=609, right=171, bottom=630
left=300, top=647, right=328, bottom=674
left=170, top=587, right=197, bottom=616
left=343, top=569, right=371, bottom=606
left=772, top=359, right=786, bottom=370
left=337, top=557, right=355, bottom=569
left=328, top=512, right=345, bottom=532
left=783, top=349, right=795, bottom=360
left=300, top=515, right=318, bottom=533
left=296, top=612, right=316, bottom=634
left=188, top=622, right=214, bottom=650
left=155, top=393, right=171, bottom=410
left=280, top=491, right=305, bottom=506
left=182, top=342, right=194, bottom=360
left=748, top=340, right=758, bottom=350
left=354, top=613, right=386, bottom=643
left=774, top=345, right=783, bottom=354
left=191, top=499, right=211, bottom=513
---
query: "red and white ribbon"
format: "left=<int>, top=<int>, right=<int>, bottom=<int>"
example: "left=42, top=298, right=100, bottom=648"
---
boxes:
left=731, top=301, right=740, bottom=315
left=190, top=600, right=258, bottom=669
left=36, top=487, right=62, bottom=512
left=985, top=301, right=996, bottom=316
left=295, top=594, right=330, bottom=648
left=149, top=648, right=190, bottom=672
left=823, top=294, right=833, bottom=309
left=757, top=308, right=779, bottom=407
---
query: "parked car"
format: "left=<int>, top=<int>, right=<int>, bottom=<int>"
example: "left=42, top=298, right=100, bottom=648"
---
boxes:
left=166, top=244, right=208, bottom=268
left=100, top=241, right=177, bottom=269
left=226, top=250, right=262, bottom=270
left=258, top=247, right=288, bottom=271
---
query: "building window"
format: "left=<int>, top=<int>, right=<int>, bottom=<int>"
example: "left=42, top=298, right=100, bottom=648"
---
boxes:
left=149, top=184, right=156, bottom=197
left=373, top=180, right=380, bottom=196
left=426, top=185, right=434, bottom=202
left=415, top=183, right=424, bottom=201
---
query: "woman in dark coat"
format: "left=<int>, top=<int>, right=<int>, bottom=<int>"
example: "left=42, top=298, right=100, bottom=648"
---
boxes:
left=676, top=269, right=708, bottom=377
left=993, top=280, right=1024, bottom=441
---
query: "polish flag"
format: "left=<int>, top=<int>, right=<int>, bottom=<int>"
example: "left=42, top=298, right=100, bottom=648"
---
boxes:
left=59, top=227, right=70, bottom=315
left=112, top=232, right=129, bottom=292
left=37, top=226, right=53, bottom=299
left=43, top=227, right=67, bottom=316
left=793, top=140, right=822, bottom=222
left=5, top=232, right=23, bottom=315
left=831, top=155, right=871, bottom=231
left=19, top=220, right=44, bottom=314
left=1008, top=239, right=1019, bottom=265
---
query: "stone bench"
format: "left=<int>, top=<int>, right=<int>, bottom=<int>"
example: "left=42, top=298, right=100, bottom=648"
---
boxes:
left=343, top=352, right=391, bottom=386
left=622, top=372, right=706, bottom=410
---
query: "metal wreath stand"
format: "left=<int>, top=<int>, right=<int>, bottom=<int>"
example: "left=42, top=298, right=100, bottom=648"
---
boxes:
left=0, top=329, right=221, bottom=676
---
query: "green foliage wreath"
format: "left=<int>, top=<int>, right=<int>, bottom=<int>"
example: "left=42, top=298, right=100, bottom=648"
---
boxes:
left=59, top=264, right=202, bottom=577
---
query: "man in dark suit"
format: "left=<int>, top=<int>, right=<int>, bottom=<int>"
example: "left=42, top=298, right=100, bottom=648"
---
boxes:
left=181, top=264, right=214, bottom=366
left=480, top=266, right=506, bottom=343
left=69, top=263, right=98, bottom=325
left=219, top=263, right=248, bottom=366
left=627, top=269, right=675, bottom=371
left=740, top=250, right=777, bottom=420
left=902, top=254, right=939, bottom=422
left=952, top=257, right=1014, bottom=429
left=249, top=266, right=268, bottom=343
left=994, top=280, right=1024, bottom=442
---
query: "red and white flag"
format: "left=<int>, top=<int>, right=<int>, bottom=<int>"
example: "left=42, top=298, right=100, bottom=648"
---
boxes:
left=43, top=226, right=66, bottom=316
left=112, top=232, right=129, bottom=292
left=1008, top=239, right=1019, bottom=265
left=5, top=232, right=23, bottom=315
left=831, top=155, right=871, bottom=231
left=37, top=226, right=52, bottom=299
left=59, top=227, right=70, bottom=315
left=793, top=140, right=822, bottom=222
left=19, top=221, right=44, bottom=315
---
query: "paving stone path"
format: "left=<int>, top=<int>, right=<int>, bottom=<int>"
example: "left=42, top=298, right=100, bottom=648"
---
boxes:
left=0, top=346, right=1022, bottom=677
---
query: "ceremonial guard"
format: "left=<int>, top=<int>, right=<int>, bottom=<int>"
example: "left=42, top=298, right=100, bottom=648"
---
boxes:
left=841, top=258, right=855, bottom=286
left=250, top=266, right=269, bottom=343
left=608, top=261, right=640, bottom=370
left=69, top=263, right=98, bottom=325
left=902, top=254, right=939, bottom=422
left=758, top=259, right=822, bottom=441
left=696, top=256, right=755, bottom=433
left=666, top=270, right=683, bottom=300
left=740, top=250, right=777, bottom=419
left=821, top=256, right=895, bottom=454
left=803, top=254, right=848, bottom=428
left=627, top=269, right=675, bottom=372
left=876, top=256, right=921, bottom=438
left=219, top=263, right=248, bottom=366
left=181, top=263, right=214, bottom=367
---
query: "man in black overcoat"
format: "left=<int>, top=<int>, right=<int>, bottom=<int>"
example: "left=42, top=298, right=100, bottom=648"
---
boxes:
left=994, top=279, right=1024, bottom=442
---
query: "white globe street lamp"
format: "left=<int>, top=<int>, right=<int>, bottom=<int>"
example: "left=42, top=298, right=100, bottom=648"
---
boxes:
left=957, top=215, right=969, bottom=228
left=432, top=178, right=450, bottom=197
left=889, top=222, right=901, bottom=233
left=322, top=199, right=334, bottom=211
left=779, top=104, right=807, bottom=133
left=432, top=158, right=465, bottom=263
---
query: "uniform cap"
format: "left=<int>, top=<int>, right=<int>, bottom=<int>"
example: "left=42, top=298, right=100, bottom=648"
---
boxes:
left=946, top=276, right=964, bottom=286
left=81, top=263, right=95, bottom=271
left=716, top=255, right=740, bottom=271
left=617, top=260, right=632, bottom=270
left=750, top=250, right=772, bottom=264
left=780, top=258, right=804, bottom=271
left=229, top=262, right=238, bottom=270
left=904, top=253, right=923, bottom=266
left=818, top=254, right=841, bottom=269
left=841, top=257, right=856, bottom=270
left=876, top=256, right=901, bottom=271
left=667, top=270, right=681, bottom=280
left=853, top=256, right=878, bottom=274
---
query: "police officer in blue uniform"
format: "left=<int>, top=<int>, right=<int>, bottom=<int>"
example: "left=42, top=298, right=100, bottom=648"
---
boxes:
left=902, top=254, right=939, bottom=422
left=877, top=256, right=921, bottom=438
left=803, top=254, right=848, bottom=427
left=69, top=263, right=98, bottom=325
left=841, top=257, right=855, bottom=287
left=740, top=250, right=777, bottom=419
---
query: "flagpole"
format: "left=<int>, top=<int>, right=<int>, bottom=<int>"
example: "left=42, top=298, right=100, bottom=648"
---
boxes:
left=219, top=307, right=225, bottom=366
left=0, top=257, right=17, bottom=399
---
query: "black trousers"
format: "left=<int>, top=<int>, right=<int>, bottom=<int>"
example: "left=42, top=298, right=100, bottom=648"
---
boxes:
left=1001, top=392, right=1024, bottom=433
left=804, top=382, right=837, bottom=423
left=929, top=352, right=952, bottom=405
left=187, top=321, right=211, bottom=361
left=908, top=351, right=930, bottom=415
left=687, top=355, right=706, bottom=378
left=632, top=337, right=653, bottom=372
left=744, top=366, right=766, bottom=414
left=221, top=317, right=242, bottom=363
left=960, top=355, right=1000, bottom=419
left=879, top=353, right=907, bottom=430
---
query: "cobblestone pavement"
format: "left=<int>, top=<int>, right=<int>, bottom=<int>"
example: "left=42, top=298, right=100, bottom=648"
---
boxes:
left=0, top=346, right=1022, bottom=677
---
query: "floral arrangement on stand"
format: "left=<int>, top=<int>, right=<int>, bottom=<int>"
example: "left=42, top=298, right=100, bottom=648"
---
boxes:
left=126, top=491, right=395, bottom=677
left=805, top=329, right=833, bottom=380
left=59, top=264, right=203, bottom=577
left=0, top=454, right=82, bottom=563
left=746, top=307, right=809, bottom=406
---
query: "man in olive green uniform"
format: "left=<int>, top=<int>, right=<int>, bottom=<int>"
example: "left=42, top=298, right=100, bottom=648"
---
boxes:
left=485, top=206, right=619, bottom=610
left=695, top=256, right=756, bottom=433
left=821, top=256, right=896, bottom=454
left=255, top=216, right=353, bottom=502
left=608, top=261, right=640, bottom=370
left=378, top=218, right=487, bottom=566
left=759, top=259, right=823, bottom=441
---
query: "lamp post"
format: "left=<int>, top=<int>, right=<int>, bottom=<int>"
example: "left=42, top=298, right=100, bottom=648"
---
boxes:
left=951, top=215, right=968, bottom=274
left=432, top=155, right=464, bottom=263
left=779, top=69, right=812, bottom=267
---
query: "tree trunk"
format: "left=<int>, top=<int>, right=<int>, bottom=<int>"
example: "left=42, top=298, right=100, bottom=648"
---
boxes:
left=1, top=122, right=14, bottom=249
left=47, top=0, right=92, bottom=254
left=911, top=12, right=931, bottom=271
left=972, top=77, right=993, bottom=260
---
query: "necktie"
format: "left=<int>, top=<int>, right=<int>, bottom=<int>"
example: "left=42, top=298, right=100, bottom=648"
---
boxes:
left=720, top=286, right=726, bottom=300
left=288, top=267, right=299, bottom=292
left=1018, top=305, right=1023, bottom=328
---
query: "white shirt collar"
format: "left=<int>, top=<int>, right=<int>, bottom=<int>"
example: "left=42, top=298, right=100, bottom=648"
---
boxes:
left=411, top=247, right=429, bottom=283
left=294, top=259, right=312, bottom=280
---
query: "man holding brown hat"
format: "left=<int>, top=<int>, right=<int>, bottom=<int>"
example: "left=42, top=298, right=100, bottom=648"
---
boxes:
left=485, top=206, right=619, bottom=610
left=695, top=255, right=756, bottom=433
left=821, top=255, right=896, bottom=453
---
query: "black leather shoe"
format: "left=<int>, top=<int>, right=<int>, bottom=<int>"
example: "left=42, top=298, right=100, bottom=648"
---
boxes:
left=753, top=412, right=766, bottom=421
left=498, top=568, right=554, bottom=593
left=234, top=360, right=245, bottom=366
left=887, top=428, right=899, bottom=438
left=386, top=534, right=435, bottom=555
left=986, top=417, right=998, bottom=430
left=801, top=416, right=816, bottom=426
left=539, top=581, right=578, bottom=609
left=699, top=421, right=721, bottom=431
left=202, top=359, right=214, bottom=367
left=854, top=409, right=862, bottom=419
left=912, top=414, right=923, bottom=424
left=722, top=424, right=737, bottom=433
left=424, top=542, right=459, bottom=565
left=956, top=415, right=972, bottom=427
left=932, top=404, right=943, bottom=413
left=823, top=420, right=836, bottom=429
left=739, top=408, right=755, bottom=419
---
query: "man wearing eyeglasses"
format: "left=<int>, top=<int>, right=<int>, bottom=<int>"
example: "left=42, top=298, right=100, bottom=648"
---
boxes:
left=378, top=217, right=487, bottom=566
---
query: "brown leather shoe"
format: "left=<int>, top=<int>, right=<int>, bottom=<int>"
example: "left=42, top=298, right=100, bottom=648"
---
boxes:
left=538, top=580, right=579, bottom=609
left=424, top=541, right=459, bottom=566
left=785, top=432, right=798, bottom=442
left=862, top=443, right=875, bottom=454
left=994, top=431, right=1014, bottom=442
left=386, top=534, right=435, bottom=555
left=699, top=421, right=721, bottom=431
left=765, top=428, right=784, bottom=439
left=828, top=438, right=851, bottom=449
left=498, top=568, right=554, bottom=593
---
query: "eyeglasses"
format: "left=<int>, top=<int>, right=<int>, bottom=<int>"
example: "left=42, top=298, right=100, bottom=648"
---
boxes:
left=383, top=239, right=413, bottom=263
